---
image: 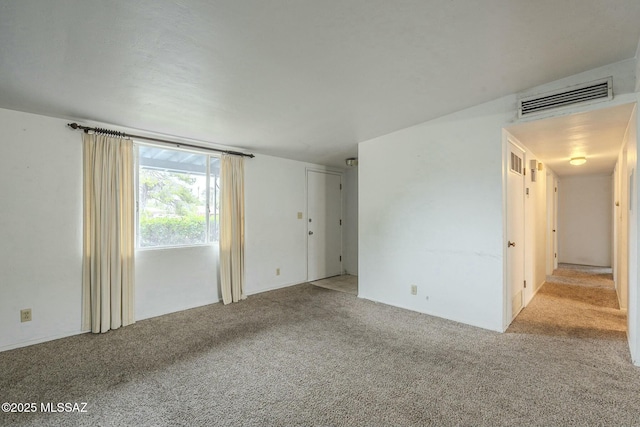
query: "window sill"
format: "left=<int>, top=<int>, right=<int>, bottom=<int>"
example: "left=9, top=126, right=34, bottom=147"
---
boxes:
left=136, top=243, right=219, bottom=252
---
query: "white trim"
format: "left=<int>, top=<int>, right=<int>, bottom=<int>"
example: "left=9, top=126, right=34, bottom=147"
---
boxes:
left=507, top=137, right=527, bottom=153
left=135, top=242, right=218, bottom=252
left=356, top=295, right=503, bottom=333
left=134, top=143, right=222, bottom=250
left=135, top=298, right=220, bottom=322
left=501, top=129, right=510, bottom=331
left=0, top=330, right=85, bottom=353
left=503, top=132, right=527, bottom=329
left=245, top=281, right=307, bottom=296
left=531, top=279, right=545, bottom=298
left=305, top=167, right=344, bottom=282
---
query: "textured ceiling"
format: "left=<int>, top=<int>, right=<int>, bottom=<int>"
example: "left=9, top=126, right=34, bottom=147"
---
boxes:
left=1, top=0, right=640, bottom=166
left=507, top=103, right=636, bottom=177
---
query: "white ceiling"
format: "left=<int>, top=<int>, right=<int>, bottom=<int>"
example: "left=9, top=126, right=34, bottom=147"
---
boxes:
left=1, top=1, right=640, bottom=167
left=507, top=103, right=636, bottom=177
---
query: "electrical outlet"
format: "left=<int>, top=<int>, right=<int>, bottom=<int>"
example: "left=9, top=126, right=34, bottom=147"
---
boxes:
left=20, top=309, right=32, bottom=323
left=410, top=285, right=417, bottom=295
left=276, top=268, right=280, bottom=276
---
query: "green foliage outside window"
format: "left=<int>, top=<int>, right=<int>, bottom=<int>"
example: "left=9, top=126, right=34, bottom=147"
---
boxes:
left=137, top=162, right=220, bottom=248
left=139, top=215, right=219, bottom=247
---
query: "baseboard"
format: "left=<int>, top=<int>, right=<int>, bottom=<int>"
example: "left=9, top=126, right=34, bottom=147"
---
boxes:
left=136, top=298, right=221, bottom=322
left=616, top=290, right=628, bottom=312
left=2, top=282, right=303, bottom=352
left=532, top=279, right=545, bottom=296
left=244, top=280, right=304, bottom=296
left=356, top=294, right=503, bottom=333
left=0, top=329, right=85, bottom=353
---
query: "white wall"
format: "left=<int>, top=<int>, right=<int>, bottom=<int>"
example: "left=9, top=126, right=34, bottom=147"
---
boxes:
left=2, top=59, right=638, bottom=364
left=557, top=175, right=612, bottom=266
left=244, top=156, right=345, bottom=293
left=522, top=146, right=549, bottom=303
left=246, top=155, right=312, bottom=294
left=136, top=246, right=219, bottom=320
left=615, top=148, right=629, bottom=310
left=635, top=41, right=640, bottom=93
left=138, top=153, right=338, bottom=317
left=0, top=107, right=340, bottom=351
left=0, top=109, right=83, bottom=350
left=358, top=59, right=640, bottom=337
left=359, top=96, right=514, bottom=332
left=343, top=166, right=358, bottom=275
left=626, top=102, right=639, bottom=364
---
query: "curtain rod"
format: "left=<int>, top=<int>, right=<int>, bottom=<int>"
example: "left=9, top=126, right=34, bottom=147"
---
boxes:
left=67, top=123, right=255, bottom=158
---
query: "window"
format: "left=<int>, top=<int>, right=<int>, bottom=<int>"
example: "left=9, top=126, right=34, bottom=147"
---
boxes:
left=136, top=145, right=221, bottom=248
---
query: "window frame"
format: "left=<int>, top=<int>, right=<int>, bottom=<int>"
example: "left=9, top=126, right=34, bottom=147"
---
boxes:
left=134, top=141, right=221, bottom=250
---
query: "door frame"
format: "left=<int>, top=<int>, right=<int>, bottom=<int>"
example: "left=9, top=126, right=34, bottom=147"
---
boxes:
left=546, top=172, right=559, bottom=275
left=503, top=135, right=527, bottom=327
left=305, top=167, right=344, bottom=282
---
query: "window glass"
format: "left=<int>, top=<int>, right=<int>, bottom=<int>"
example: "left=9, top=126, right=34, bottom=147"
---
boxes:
left=138, top=145, right=217, bottom=248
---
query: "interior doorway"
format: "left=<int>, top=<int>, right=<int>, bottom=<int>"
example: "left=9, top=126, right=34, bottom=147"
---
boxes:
left=546, top=173, right=558, bottom=275
left=506, top=140, right=526, bottom=322
left=306, top=169, right=343, bottom=282
left=503, top=102, right=637, bottom=334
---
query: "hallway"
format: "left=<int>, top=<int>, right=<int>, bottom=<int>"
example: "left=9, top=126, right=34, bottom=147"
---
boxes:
left=507, top=264, right=627, bottom=339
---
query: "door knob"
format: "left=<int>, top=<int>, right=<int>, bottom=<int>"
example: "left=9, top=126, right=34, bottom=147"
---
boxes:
left=309, top=231, right=314, bottom=235
left=508, top=241, right=516, bottom=247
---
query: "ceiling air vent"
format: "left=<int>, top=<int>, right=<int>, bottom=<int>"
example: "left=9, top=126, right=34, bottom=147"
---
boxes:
left=518, top=77, right=612, bottom=118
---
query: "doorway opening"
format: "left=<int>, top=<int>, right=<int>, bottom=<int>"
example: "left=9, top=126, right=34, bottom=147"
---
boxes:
left=306, top=169, right=343, bottom=282
left=502, top=102, right=637, bottom=341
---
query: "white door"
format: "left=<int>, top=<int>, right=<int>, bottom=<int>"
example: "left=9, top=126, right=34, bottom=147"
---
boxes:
left=507, top=142, right=525, bottom=321
left=307, top=170, right=342, bottom=281
left=613, top=163, right=619, bottom=284
left=553, top=178, right=559, bottom=270
left=546, top=172, right=554, bottom=275
left=546, top=174, right=559, bottom=274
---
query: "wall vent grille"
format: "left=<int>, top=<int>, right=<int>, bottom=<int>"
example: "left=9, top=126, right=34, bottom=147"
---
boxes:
left=510, top=152, right=523, bottom=175
left=518, top=77, right=612, bottom=118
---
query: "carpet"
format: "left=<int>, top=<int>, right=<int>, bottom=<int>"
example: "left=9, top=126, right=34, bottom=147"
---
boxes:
left=310, top=274, right=358, bottom=295
left=545, top=263, right=615, bottom=288
left=1, top=282, right=639, bottom=426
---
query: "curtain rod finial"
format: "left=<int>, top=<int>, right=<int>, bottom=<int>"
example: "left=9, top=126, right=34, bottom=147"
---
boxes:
left=68, top=123, right=79, bottom=129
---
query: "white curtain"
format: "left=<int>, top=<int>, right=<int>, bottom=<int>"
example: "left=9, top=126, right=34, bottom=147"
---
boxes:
left=82, top=133, right=135, bottom=333
left=220, top=154, right=245, bottom=304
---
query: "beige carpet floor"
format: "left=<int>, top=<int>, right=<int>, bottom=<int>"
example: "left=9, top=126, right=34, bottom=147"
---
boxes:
left=508, top=263, right=626, bottom=339
left=1, top=272, right=639, bottom=426
left=310, top=274, right=358, bottom=295
left=546, top=263, right=616, bottom=288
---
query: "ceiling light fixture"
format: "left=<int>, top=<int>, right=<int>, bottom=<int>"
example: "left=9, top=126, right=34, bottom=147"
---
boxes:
left=569, top=157, right=587, bottom=166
